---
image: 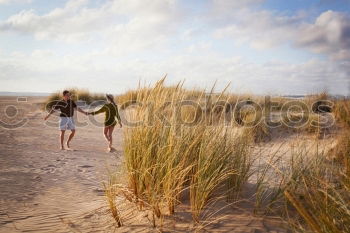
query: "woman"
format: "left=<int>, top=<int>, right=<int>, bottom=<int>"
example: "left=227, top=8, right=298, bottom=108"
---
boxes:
left=88, top=94, right=122, bottom=152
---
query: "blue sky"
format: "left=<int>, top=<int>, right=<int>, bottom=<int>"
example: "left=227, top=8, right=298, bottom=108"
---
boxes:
left=0, top=0, right=349, bottom=95
left=264, top=0, right=350, bottom=14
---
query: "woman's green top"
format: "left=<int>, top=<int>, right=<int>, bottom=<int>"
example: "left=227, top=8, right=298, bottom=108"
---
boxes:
left=91, top=103, right=121, bottom=127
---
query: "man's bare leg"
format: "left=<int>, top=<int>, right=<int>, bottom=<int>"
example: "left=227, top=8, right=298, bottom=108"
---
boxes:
left=60, top=130, right=65, bottom=150
left=66, top=129, right=75, bottom=150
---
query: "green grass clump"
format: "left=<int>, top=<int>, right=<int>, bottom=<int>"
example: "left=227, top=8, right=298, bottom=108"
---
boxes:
left=122, top=79, right=253, bottom=225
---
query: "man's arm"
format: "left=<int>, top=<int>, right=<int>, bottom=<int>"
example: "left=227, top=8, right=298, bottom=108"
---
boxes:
left=77, top=107, right=88, bottom=115
left=72, top=100, right=87, bottom=115
left=44, top=100, right=60, bottom=121
left=44, top=108, right=55, bottom=120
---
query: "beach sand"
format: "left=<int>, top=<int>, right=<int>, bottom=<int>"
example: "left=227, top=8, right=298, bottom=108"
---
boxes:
left=0, top=96, right=322, bottom=232
left=0, top=97, right=123, bottom=232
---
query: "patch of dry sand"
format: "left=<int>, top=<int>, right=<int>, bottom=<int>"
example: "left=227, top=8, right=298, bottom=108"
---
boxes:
left=0, top=97, right=122, bottom=232
left=0, top=97, right=334, bottom=232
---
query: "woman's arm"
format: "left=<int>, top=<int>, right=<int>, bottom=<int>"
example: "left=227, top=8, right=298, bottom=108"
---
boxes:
left=89, top=105, right=106, bottom=115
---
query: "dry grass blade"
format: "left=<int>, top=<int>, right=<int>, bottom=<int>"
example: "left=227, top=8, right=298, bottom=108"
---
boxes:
left=104, top=182, right=122, bottom=227
left=284, top=190, right=322, bottom=233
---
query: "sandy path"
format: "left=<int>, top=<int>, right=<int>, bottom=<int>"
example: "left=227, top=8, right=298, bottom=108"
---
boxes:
left=0, top=97, right=121, bottom=232
left=0, top=97, right=303, bottom=233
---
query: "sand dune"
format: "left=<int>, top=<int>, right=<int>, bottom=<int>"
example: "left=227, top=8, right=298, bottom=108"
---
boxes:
left=1, top=96, right=330, bottom=232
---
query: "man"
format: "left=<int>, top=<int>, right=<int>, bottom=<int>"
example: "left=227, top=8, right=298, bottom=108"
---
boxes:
left=44, top=90, right=87, bottom=150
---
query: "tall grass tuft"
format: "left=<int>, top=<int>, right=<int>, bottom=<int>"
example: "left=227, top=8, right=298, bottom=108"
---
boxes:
left=122, top=79, right=253, bottom=225
left=242, top=108, right=271, bottom=143
left=284, top=172, right=350, bottom=233
left=334, top=99, right=350, bottom=128
left=104, top=175, right=122, bottom=227
left=278, top=139, right=350, bottom=233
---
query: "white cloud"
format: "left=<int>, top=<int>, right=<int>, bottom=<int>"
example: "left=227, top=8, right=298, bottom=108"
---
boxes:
left=0, top=49, right=348, bottom=95
left=210, top=0, right=264, bottom=13
left=0, top=0, right=92, bottom=41
left=213, top=8, right=301, bottom=49
left=210, top=2, right=350, bottom=62
left=210, top=2, right=304, bottom=50
left=0, top=0, right=183, bottom=54
left=2, top=0, right=348, bottom=61
left=208, top=0, right=303, bottom=49
left=297, top=10, right=350, bottom=61
left=0, top=0, right=349, bottom=94
left=0, top=0, right=31, bottom=4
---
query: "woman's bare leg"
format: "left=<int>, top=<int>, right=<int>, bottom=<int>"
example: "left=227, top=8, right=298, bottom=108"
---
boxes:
left=108, top=126, right=115, bottom=150
left=103, top=127, right=110, bottom=144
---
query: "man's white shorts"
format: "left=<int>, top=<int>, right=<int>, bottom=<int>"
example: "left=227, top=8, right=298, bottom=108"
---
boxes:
left=59, top=117, right=75, bottom=130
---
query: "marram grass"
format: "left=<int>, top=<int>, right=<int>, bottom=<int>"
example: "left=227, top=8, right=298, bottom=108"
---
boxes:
left=122, top=79, right=253, bottom=224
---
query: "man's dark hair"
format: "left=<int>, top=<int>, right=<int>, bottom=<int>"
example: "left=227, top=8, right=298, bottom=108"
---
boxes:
left=63, top=90, right=70, bottom=96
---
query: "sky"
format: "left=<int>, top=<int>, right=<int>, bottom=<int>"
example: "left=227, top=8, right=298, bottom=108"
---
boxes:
left=0, top=0, right=349, bottom=95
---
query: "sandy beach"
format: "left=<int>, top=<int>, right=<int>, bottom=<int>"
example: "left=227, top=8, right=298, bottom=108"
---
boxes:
left=0, top=96, right=125, bottom=232
left=1, top=96, right=336, bottom=233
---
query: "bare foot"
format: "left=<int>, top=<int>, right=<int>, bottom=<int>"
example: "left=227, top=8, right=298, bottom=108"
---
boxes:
left=66, top=142, right=74, bottom=151
left=60, top=146, right=65, bottom=150
left=107, top=147, right=113, bottom=153
left=107, top=147, right=116, bottom=153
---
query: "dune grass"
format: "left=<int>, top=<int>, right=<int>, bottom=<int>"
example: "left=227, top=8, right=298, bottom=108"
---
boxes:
left=121, top=79, right=253, bottom=225
left=248, top=110, right=350, bottom=233
left=257, top=134, right=350, bottom=233
left=283, top=153, right=350, bottom=233
left=44, top=88, right=105, bottom=110
left=334, top=98, right=350, bottom=128
left=104, top=179, right=122, bottom=227
left=105, top=79, right=350, bottom=231
left=241, top=107, right=271, bottom=143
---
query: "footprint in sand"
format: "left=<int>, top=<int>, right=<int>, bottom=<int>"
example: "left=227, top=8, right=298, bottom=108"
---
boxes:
left=32, top=175, right=41, bottom=181
left=76, top=165, right=94, bottom=173
left=40, top=165, right=57, bottom=173
left=78, top=165, right=94, bottom=169
left=93, top=188, right=105, bottom=196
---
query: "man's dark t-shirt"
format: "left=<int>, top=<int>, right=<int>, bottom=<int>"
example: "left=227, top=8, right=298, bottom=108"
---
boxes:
left=53, top=100, right=77, bottom=117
